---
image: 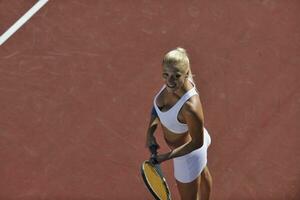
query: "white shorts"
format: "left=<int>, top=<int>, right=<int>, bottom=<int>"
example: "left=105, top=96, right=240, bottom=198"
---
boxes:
left=173, top=128, right=211, bottom=183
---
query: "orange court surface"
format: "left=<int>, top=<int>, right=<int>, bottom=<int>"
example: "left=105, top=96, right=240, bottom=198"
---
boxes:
left=0, top=0, right=299, bottom=199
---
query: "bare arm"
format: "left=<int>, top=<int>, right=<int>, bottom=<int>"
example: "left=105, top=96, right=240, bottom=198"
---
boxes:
left=157, top=97, right=204, bottom=162
left=145, top=107, right=160, bottom=149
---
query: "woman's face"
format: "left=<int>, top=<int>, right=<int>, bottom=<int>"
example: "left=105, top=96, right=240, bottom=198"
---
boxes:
left=162, top=64, right=188, bottom=93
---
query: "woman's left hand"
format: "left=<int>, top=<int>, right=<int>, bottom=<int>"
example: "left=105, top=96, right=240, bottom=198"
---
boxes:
left=155, top=152, right=171, bottom=164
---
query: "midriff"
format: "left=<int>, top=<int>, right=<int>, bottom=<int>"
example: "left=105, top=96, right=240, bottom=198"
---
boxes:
left=162, top=125, right=191, bottom=149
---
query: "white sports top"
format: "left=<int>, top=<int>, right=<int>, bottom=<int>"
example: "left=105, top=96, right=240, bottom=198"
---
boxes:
left=153, top=82, right=198, bottom=134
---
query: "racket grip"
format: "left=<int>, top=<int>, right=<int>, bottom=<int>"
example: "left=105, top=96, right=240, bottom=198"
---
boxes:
left=149, top=144, right=158, bottom=155
left=150, top=155, right=159, bottom=165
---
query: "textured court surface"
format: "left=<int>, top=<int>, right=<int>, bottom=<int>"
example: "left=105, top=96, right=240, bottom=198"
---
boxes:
left=0, top=0, right=299, bottom=199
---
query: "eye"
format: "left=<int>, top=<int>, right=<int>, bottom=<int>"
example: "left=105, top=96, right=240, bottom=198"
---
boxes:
left=162, top=73, right=168, bottom=79
left=175, top=74, right=181, bottom=79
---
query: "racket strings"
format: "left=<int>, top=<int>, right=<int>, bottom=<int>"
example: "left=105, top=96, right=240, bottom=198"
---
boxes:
left=144, top=163, right=169, bottom=200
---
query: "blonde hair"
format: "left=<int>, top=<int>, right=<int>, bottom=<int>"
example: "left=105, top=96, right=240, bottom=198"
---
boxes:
left=162, top=47, right=194, bottom=79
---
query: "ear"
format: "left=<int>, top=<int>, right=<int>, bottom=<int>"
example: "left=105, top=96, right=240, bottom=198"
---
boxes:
left=185, top=70, right=190, bottom=78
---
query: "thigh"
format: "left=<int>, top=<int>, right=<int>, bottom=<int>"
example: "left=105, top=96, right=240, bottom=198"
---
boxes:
left=200, top=166, right=212, bottom=200
left=176, top=176, right=201, bottom=200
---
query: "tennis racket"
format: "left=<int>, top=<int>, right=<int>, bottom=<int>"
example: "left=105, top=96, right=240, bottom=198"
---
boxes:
left=141, top=144, right=171, bottom=200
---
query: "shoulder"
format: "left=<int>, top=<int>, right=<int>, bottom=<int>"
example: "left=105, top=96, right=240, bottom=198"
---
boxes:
left=182, top=95, right=203, bottom=118
left=155, top=87, right=166, bottom=107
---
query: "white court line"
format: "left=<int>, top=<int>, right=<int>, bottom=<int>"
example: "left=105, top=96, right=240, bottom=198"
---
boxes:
left=0, top=0, right=49, bottom=46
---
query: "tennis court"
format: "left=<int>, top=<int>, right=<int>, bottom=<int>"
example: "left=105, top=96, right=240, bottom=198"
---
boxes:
left=0, top=1, right=299, bottom=199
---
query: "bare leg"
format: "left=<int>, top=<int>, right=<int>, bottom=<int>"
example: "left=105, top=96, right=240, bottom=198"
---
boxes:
left=176, top=176, right=201, bottom=200
left=200, top=166, right=212, bottom=200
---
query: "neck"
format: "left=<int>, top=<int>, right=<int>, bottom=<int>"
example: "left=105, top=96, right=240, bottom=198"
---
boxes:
left=172, top=78, right=193, bottom=97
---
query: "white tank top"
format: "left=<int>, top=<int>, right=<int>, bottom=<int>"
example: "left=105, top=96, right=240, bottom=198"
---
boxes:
left=153, top=82, right=198, bottom=134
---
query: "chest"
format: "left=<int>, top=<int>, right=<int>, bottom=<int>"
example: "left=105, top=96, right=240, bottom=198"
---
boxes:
left=156, top=93, right=186, bottom=123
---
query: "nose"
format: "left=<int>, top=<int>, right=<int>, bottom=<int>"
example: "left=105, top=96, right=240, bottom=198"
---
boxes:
left=168, top=75, right=176, bottom=82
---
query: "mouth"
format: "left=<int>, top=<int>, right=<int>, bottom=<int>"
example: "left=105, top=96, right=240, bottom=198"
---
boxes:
left=167, top=84, right=176, bottom=89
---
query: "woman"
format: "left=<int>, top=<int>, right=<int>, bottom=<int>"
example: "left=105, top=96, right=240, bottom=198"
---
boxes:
left=146, top=47, right=212, bottom=200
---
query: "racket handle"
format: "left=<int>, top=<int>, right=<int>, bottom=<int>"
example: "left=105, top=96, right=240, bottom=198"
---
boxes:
left=150, top=156, right=159, bottom=165
left=149, top=144, right=158, bottom=155
left=149, top=144, right=159, bottom=165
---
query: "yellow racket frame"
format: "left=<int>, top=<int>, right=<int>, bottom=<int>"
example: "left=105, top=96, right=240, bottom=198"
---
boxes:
left=141, top=161, right=171, bottom=200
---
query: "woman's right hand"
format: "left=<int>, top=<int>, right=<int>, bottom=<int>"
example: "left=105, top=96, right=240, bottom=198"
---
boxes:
left=147, top=136, right=160, bottom=165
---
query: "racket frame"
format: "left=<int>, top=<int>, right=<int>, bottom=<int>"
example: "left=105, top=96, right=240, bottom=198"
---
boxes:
left=141, top=160, right=171, bottom=200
